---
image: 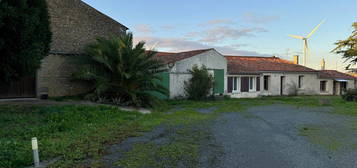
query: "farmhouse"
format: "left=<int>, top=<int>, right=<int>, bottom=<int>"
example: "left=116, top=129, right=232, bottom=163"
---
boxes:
left=226, top=56, right=319, bottom=98
left=318, top=70, right=357, bottom=95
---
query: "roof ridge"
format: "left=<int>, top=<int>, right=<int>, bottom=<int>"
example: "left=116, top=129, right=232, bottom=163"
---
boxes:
left=225, top=55, right=276, bottom=58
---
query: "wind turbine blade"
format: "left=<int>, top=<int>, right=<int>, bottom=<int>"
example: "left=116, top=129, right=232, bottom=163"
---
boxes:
left=150, top=42, right=159, bottom=50
left=288, top=34, right=304, bottom=40
left=306, top=20, right=325, bottom=38
left=305, top=40, right=310, bottom=66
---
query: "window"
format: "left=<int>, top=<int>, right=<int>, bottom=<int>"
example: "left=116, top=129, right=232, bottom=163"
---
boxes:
left=264, top=76, right=270, bottom=90
left=228, top=77, right=240, bottom=93
left=249, top=77, right=254, bottom=91
left=298, top=75, right=304, bottom=88
left=256, top=77, right=261, bottom=91
left=320, top=81, right=327, bottom=92
left=233, top=77, right=238, bottom=91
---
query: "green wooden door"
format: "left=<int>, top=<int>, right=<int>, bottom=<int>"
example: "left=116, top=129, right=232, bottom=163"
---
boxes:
left=214, top=69, right=224, bottom=94
left=151, top=72, right=170, bottom=99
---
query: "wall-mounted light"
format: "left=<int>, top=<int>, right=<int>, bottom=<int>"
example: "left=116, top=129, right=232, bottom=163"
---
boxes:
left=168, top=63, right=175, bottom=69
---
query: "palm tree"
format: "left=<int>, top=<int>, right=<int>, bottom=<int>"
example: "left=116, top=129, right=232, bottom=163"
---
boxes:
left=72, top=32, right=168, bottom=106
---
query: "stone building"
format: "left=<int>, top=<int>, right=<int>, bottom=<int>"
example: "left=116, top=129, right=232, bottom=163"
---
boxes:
left=0, top=0, right=127, bottom=98
left=37, top=0, right=127, bottom=97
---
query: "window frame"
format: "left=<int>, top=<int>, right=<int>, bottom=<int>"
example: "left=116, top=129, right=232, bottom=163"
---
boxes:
left=320, top=81, right=327, bottom=92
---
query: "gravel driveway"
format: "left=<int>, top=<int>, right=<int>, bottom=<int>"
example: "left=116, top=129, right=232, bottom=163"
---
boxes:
left=211, top=104, right=357, bottom=168
left=100, top=103, right=357, bottom=168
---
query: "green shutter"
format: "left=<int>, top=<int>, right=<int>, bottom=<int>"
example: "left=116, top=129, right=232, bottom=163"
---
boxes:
left=214, top=69, right=224, bottom=94
left=151, top=72, right=170, bottom=99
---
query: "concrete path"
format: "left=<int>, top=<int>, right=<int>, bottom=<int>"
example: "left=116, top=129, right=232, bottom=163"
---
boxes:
left=0, top=99, right=151, bottom=114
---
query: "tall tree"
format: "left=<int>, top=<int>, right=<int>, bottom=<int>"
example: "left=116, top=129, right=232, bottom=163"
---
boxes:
left=0, top=0, right=52, bottom=83
left=73, top=32, right=168, bottom=106
left=333, top=22, right=357, bottom=68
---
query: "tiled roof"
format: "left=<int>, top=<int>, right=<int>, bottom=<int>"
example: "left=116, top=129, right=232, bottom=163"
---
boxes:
left=153, top=49, right=212, bottom=64
left=226, top=56, right=317, bottom=75
left=318, top=70, right=357, bottom=80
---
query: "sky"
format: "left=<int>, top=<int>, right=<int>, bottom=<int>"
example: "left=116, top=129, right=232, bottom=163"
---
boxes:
left=82, top=0, right=357, bottom=71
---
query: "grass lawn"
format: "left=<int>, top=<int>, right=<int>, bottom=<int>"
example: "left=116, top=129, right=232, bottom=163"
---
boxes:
left=0, top=96, right=356, bottom=167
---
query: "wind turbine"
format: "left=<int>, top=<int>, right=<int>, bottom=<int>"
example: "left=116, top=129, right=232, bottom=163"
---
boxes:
left=288, top=20, right=325, bottom=66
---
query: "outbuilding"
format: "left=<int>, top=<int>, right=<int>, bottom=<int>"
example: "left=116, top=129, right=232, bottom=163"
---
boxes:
left=154, top=49, right=227, bottom=99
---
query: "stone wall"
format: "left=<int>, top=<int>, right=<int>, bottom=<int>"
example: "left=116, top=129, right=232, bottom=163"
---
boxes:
left=37, top=54, right=91, bottom=97
left=37, top=0, right=127, bottom=97
left=46, top=0, right=127, bottom=54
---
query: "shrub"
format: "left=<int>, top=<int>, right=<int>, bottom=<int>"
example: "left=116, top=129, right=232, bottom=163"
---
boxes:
left=72, top=32, right=168, bottom=107
left=0, top=0, right=52, bottom=82
left=184, top=65, right=213, bottom=100
left=342, top=88, right=357, bottom=101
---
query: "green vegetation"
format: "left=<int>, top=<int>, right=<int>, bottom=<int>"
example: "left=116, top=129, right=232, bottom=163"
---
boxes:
left=333, top=22, right=357, bottom=67
left=342, top=88, right=357, bottom=102
left=72, top=32, right=168, bottom=107
left=116, top=125, right=213, bottom=168
left=299, top=125, right=343, bottom=151
left=0, top=101, right=215, bottom=168
left=0, top=105, right=143, bottom=168
left=184, top=65, right=213, bottom=100
left=0, top=0, right=52, bottom=83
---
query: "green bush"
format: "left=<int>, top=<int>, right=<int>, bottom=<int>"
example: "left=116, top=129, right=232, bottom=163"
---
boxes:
left=184, top=65, right=213, bottom=100
left=342, top=88, right=357, bottom=101
left=72, top=32, right=168, bottom=107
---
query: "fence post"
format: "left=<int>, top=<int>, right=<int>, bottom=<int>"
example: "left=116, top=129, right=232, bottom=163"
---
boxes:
left=32, top=137, right=40, bottom=167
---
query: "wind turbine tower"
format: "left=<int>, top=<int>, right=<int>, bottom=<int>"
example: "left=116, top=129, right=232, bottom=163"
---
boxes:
left=288, top=20, right=325, bottom=66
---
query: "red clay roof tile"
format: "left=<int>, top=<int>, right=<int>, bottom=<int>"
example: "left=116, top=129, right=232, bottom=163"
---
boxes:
left=318, top=70, right=357, bottom=80
left=153, top=49, right=212, bottom=64
left=225, top=56, right=316, bottom=74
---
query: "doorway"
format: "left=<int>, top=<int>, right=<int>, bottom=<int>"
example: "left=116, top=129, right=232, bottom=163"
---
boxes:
left=0, top=76, right=36, bottom=99
left=280, top=76, right=285, bottom=95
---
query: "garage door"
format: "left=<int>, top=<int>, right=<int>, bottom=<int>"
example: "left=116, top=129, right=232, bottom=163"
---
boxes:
left=0, top=76, right=36, bottom=99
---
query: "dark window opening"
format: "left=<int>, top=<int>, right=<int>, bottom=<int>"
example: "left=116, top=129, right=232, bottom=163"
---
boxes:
left=298, top=75, right=304, bottom=88
left=241, top=77, right=249, bottom=92
left=320, top=81, right=327, bottom=92
left=264, top=76, right=270, bottom=91
left=233, top=77, right=237, bottom=91
left=256, top=77, right=260, bottom=91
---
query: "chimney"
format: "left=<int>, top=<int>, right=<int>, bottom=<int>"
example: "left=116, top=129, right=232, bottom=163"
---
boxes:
left=321, top=59, right=326, bottom=70
left=293, top=55, right=299, bottom=64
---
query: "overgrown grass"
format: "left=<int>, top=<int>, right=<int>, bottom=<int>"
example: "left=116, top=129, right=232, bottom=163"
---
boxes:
left=0, top=102, right=215, bottom=168
left=0, top=105, right=145, bottom=168
left=298, top=125, right=343, bottom=151
left=116, top=125, right=211, bottom=168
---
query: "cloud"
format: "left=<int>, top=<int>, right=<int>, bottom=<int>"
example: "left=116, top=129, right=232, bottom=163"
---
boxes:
left=161, top=25, right=175, bottom=30
left=134, top=36, right=268, bottom=56
left=199, top=19, right=235, bottom=26
left=134, top=24, right=155, bottom=34
left=187, top=26, right=268, bottom=43
left=242, top=12, right=279, bottom=24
